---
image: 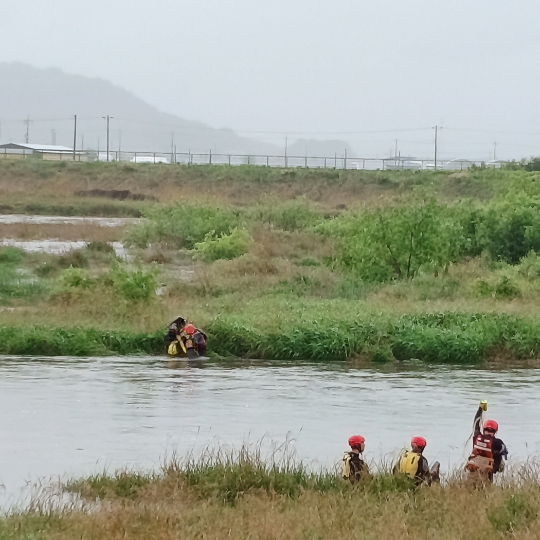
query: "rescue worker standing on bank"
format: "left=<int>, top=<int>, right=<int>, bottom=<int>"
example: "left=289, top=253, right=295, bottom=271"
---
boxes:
left=396, top=437, right=440, bottom=485
left=343, top=435, right=370, bottom=483
left=465, top=401, right=507, bottom=482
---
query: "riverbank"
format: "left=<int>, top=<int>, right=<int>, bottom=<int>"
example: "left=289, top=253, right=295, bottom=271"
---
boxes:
left=2, top=162, right=540, bottom=362
left=2, top=310, right=540, bottom=362
left=3, top=452, right=540, bottom=539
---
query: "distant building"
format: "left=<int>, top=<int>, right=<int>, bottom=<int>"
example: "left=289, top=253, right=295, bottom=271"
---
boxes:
left=0, top=143, right=88, bottom=161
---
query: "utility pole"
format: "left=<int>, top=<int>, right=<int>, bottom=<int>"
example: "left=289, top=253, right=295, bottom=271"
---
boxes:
left=433, top=125, right=438, bottom=170
left=171, top=132, right=175, bottom=163
left=73, top=115, right=77, bottom=160
left=24, top=115, right=32, bottom=144
left=494, top=141, right=497, bottom=161
left=102, top=116, right=112, bottom=162
left=284, top=135, right=288, bottom=168
left=118, top=130, right=122, bottom=159
left=395, top=139, right=398, bottom=166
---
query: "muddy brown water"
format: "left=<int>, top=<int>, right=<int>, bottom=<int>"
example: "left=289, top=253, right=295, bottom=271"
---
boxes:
left=0, top=356, right=539, bottom=509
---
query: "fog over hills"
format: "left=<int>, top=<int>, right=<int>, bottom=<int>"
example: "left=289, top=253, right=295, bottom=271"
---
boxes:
left=0, top=63, right=352, bottom=157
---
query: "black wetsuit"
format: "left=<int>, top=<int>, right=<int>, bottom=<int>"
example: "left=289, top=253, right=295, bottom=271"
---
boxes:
left=414, top=454, right=432, bottom=485
left=472, top=406, right=508, bottom=478
left=344, top=452, right=369, bottom=483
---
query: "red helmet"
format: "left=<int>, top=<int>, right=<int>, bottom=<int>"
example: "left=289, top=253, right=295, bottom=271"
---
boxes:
left=348, top=435, right=365, bottom=449
left=483, top=420, right=498, bottom=433
left=411, top=436, right=427, bottom=449
left=183, top=324, right=196, bottom=335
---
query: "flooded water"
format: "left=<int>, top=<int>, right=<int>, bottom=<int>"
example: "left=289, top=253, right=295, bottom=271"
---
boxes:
left=0, top=215, right=138, bottom=227
left=0, top=239, right=127, bottom=258
left=1, top=356, right=539, bottom=508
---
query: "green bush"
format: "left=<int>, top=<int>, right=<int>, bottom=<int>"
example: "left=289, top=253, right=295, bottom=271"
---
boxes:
left=247, top=200, right=323, bottom=231
left=475, top=275, right=520, bottom=299
left=62, top=263, right=157, bottom=301
left=109, top=264, right=158, bottom=301
left=318, top=200, right=467, bottom=282
left=126, top=205, right=241, bottom=248
left=517, top=250, right=540, bottom=280
left=62, top=267, right=94, bottom=289
left=476, top=193, right=540, bottom=263
left=194, top=228, right=253, bottom=262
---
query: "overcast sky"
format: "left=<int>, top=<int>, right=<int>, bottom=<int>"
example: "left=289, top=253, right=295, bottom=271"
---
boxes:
left=1, top=0, right=539, bottom=159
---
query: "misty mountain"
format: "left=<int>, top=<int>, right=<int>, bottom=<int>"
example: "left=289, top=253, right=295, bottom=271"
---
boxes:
left=0, top=63, right=352, bottom=157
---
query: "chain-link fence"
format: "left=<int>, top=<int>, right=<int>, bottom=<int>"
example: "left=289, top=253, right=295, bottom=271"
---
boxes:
left=1, top=147, right=504, bottom=170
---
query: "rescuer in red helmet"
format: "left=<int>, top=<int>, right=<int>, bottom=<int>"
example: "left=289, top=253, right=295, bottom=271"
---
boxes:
left=343, top=435, right=370, bottom=483
left=465, top=401, right=507, bottom=481
left=395, top=436, right=440, bottom=485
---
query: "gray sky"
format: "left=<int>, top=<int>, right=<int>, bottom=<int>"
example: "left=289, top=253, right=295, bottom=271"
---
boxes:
left=1, top=0, right=539, bottom=159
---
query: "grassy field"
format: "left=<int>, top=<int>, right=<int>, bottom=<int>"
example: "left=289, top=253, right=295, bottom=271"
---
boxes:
left=2, top=450, right=540, bottom=539
left=2, top=161, right=540, bottom=362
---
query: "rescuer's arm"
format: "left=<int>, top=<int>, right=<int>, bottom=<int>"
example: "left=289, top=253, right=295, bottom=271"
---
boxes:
left=473, top=401, right=487, bottom=437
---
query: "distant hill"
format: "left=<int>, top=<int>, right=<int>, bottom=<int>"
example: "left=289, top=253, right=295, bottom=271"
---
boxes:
left=287, top=138, right=353, bottom=158
left=0, top=63, right=352, bottom=157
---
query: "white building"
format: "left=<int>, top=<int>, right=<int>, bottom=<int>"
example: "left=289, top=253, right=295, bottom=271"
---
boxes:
left=0, top=143, right=88, bottom=161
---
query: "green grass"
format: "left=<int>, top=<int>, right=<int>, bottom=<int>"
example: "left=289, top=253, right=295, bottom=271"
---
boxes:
left=2, top=311, right=540, bottom=362
left=0, top=326, right=163, bottom=356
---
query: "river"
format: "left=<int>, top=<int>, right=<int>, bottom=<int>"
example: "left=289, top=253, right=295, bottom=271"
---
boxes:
left=0, top=356, right=539, bottom=508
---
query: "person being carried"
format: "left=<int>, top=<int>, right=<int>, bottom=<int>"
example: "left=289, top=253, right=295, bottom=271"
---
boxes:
left=342, top=435, right=370, bottom=484
left=465, top=400, right=508, bottom=482
left=165, top=317, right=207, bottom=357
left=395, top=437, right=440, bottom=486
left=165, top=316, right=186, bottom=343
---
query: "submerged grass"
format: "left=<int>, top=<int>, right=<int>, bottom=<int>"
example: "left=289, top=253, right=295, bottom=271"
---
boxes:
left=0, top=326, right=163, bottom=356
left=5, top=449, right=540, bottom=539
left=2, top=311, right=540, bottom=362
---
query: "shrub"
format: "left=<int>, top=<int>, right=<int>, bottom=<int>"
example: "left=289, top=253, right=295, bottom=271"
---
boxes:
left=319, top=200, right=467, bottom=282
left=109, top=265, right=158, bottom=301
left=517, top=250, right=540, bottom=280
left=194, top=228, right=253, bottom=262
left=61, top=263, right=158, bottom=301
left=247, top=200, right=322, bottom=231
left=476, top=194, right=540, bottom=263
left=475, top=275, right=520, bottom=299
left=62, top=266, right=94, bottom=288
left=126, top=205, right=241, bottom=248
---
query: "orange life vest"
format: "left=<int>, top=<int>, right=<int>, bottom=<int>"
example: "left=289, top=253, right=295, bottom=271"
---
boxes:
left=465, top=433, right=494, bottom=473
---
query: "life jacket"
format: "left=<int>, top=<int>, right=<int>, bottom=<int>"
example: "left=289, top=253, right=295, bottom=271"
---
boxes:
left=342, top=453, right=352, bottom=480
left=167, top=340, right=180, bottom=356
left=465, top=433, right=494, bottom=473
left=398, top=451, right=421, bottom=479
